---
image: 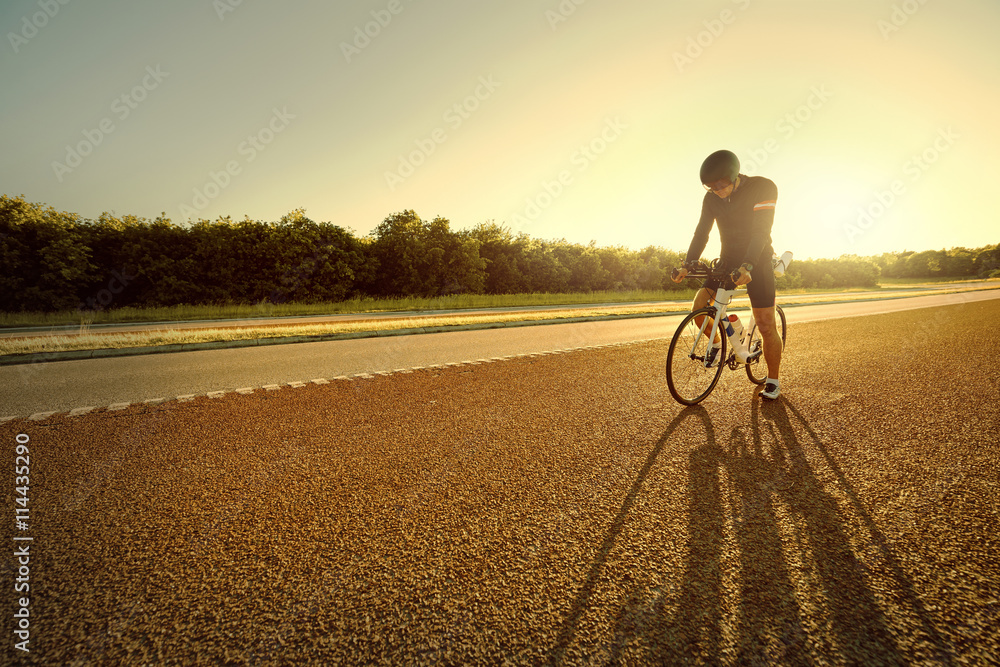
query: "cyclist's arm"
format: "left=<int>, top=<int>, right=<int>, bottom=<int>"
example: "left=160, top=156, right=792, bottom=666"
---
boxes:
left=684, top=196, right=715, bottom=264
left=741, top=180, right=778, bottom=268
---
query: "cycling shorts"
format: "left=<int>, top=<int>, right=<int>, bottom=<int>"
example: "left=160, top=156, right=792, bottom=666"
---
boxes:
left=703, top=263, right=776, bottom=308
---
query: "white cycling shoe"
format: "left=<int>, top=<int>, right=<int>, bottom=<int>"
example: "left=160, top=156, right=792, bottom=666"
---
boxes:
left=760, top=382, right=781, bottom=400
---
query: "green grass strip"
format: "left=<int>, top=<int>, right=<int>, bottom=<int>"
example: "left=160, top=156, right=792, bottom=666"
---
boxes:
left=2, top=282, right=998, bottom=357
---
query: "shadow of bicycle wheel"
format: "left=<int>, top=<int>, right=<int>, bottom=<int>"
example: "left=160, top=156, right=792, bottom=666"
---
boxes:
left=547, top=396, right=957, bottom=665
left=547, top=404, right=717, bottom=664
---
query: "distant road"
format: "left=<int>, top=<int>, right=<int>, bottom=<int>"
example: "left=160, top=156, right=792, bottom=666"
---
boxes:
left=2, top=288, right=998, bottom=419
left=2, top=282, right=996, bottom=339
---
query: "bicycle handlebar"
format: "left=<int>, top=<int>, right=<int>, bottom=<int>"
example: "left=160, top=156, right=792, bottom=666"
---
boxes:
left=671, top=259, right=744, bottom=284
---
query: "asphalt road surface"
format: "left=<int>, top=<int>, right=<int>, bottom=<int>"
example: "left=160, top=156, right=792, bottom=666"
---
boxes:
left=1, top=289, right=998, bottom=419
left=1, top=298, right=998, bottom=664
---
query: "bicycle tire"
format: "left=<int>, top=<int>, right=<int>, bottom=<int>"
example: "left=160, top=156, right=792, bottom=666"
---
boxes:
left=745, top=304, right=787, bottom=385
left=666, top=307, right=726, bottom=405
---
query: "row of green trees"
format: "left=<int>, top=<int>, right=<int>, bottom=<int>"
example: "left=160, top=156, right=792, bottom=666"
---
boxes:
left=870, top=248, right=991, bottom=279
left=2, top=195, right=998, bottom=312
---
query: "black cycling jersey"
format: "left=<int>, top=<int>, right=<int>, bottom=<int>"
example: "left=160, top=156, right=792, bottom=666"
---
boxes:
left=684, top=174, right=777, bottom=271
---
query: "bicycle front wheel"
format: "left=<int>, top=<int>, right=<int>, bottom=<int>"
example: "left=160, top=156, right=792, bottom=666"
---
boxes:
left=746, top=304, right=786, bottom=385
left=666, top=307, right=725, bottom=405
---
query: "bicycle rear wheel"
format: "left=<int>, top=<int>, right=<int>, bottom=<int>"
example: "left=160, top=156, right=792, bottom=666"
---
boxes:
left=745, top=304, right=786, bottom=385
left=666, top=307, right=726, bottom=405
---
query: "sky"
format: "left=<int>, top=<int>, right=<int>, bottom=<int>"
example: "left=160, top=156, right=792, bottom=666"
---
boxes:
left=2, top=0, right=998, bottom=261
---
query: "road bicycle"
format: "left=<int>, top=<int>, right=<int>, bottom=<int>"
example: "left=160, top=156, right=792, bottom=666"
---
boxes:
left=666, top=258, right=787, bottom=405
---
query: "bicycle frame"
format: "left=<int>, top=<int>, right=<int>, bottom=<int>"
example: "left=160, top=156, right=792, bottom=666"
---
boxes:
left=691, top=286, right=756, bottom=367
left=666, top=258, right=787, bottom=404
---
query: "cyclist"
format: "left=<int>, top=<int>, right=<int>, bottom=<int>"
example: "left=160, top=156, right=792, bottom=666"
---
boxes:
left=671, top=149, right=783, bottom=400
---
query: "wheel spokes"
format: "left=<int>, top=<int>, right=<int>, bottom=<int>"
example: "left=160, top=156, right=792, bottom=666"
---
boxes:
left=668, top=316, right=721, bottom=402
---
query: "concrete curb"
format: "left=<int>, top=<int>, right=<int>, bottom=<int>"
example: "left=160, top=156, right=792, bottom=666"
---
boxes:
left=0, top=310, right=680, bottom=367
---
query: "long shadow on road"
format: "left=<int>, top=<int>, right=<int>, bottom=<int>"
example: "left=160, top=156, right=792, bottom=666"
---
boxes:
left=715, top=396, right=902, bottom=664
left=771, top=399, right=956, bottom=666
left=548, top=397, right=955, bottom=665
left=547, top=405, right=715, bottom=664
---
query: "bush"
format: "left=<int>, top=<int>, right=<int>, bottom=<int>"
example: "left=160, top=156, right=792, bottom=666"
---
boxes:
left=2, top=194, right=992, bottom=312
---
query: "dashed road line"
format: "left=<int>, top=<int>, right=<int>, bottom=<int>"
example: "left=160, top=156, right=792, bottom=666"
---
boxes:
left=2, top=339, right=668, bottom=423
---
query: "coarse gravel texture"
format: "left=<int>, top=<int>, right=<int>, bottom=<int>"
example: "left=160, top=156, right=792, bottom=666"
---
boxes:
left=2, top=300, right=998, bottom=666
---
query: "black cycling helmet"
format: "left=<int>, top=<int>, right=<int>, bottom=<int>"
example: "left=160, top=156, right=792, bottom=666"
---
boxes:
left=700, top=149, right=740, bottom=185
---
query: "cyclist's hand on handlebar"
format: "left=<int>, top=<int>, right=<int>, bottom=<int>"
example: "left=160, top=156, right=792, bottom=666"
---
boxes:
left=731, top=264, right=753, bottom=287
left=671, top=267, right=688, bottom=283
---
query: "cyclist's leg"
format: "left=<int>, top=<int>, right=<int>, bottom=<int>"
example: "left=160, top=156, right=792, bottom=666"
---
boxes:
left=693, top=280, right=721, bottom=345
left=747, top=268, right=781, bottom=378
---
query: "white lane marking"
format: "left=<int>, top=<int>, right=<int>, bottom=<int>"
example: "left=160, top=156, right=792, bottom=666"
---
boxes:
left=4, top=337, right=675, bottom=421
